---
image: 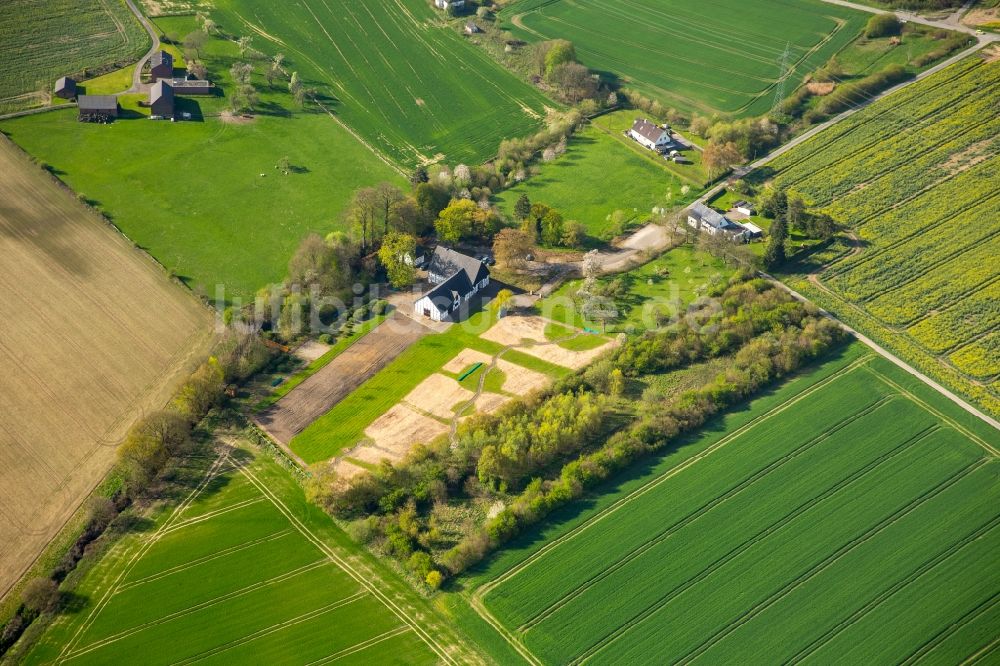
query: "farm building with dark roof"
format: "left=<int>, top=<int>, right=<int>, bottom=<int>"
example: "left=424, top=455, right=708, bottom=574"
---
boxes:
left=77, top=95, right=119, bottom=122
left=54, top=77, right=76, bottom=100
left=149, top=80, right=174, bottom=119
left=628, top=118, right=673, bottom=152
left=149, top=51, right=174, bottom=82
left=415, top=247, right=490, bottom=322
left=166, top=78, right=213, bottom=95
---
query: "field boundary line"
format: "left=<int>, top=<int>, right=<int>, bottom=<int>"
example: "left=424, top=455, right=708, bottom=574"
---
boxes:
left=569, top=423, right=941, bottom=664
left=474, top=354, right=873, bottom=597
left=901, top=589, right=1000, bottom=665
left=671, top=458, right=993, bottom=665
left=961, top=635, right=1000, bottom=665
left=863, top=365, right=999, bottom=457
left=172, top=591, right=369, bottom=665
left=235, top=464, right=459, bottom=665
left=518, top=394, right=901, bottom=633
left=791, top=517, right=1000, bottom=663
left=160, top=497, right=266, bottom=533
left=114, top=529, right=295, bottom=593
left=64, top=559, right=332, bottom=660
left=306, top=626, right=413, bottom=665
left=55, top=450, right=231, bottom=663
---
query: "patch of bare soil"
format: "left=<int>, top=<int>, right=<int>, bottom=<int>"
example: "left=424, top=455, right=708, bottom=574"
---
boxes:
left=807, top=81, right=835, bottom=95
left=256, top=314, right=427, bottom=444
left=293, top=340, right=330, bottom=363
left=403, top=373, right=474, bottom=420
left=363, top=404, right=447, bottom=455
left=481, top=315, right=616, bottom=369
left=220, top=110, right=256, bottom=124
left=495, top=358, right=548, bottom=394
left=442, top=348, right=493, bottom=374
left=963, top=7, right=999, bottom=27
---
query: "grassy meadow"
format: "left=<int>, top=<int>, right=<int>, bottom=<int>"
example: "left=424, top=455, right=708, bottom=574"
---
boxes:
left=495, top=121, right=701, bottom=241
left=21, top=447, right=477, bottom=664
left=768, top=56, right=1000, bottom=417
left=210, top=0, right=556, bottom=167
left=475, top=346, right=1000, bottom=664
left=0, top=16, right=402, bottom=301
left=538, top=244, right=735, bottom=332
left=0, top=0, right=150, bottom=113
left=499, top=0, right=867, bottom=117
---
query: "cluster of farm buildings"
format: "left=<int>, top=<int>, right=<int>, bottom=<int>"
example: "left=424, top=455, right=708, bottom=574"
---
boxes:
left=55, top=51, right=213, bottom=123
left=413, top=246, right=491, bottom=322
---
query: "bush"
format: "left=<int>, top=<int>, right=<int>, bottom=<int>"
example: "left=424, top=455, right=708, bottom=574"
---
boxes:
left=21, top=578, right=59, bottom=614
left=866, top=13, right=901, bottom=38
left=318, top=333, right=333, bottom=344
left=425, top=570, right=443, bottom=590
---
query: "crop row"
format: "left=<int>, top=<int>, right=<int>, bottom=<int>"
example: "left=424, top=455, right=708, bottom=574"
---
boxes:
left=484, top=369, right=887, bottom=626
left=575, top=432, right=981, bottom=665
left=694, top=451, right=1000, bottom=665
left=771, top=59, right=993, bottom=185
left=523, top=401, right=940, bottom=662
left=852, top=161, right=999, bottom=248
left=789, top=94, right=1000, bottom=208
left=906, top=281, right=1000, bottom=353
left=949, top=331, right=1000, bottom=380
left=865, top=236, right=1000, bottom=326
left=827, top=201, right=999, bottom=301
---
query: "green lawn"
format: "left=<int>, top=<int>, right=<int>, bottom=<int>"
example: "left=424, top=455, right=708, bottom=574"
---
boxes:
left=495, top=122, right=701, bottom=241
left=543, top=322, right=610, bottom=351
left=475, top=346, right=1000, bottom=664
left=290, top=310, right=569, bottom=464
left=209, top=0, right=556, bottom=167
left=21, top=446, right=480, bottom=664
left=499, top=0, right=868, bottom=118
left=77, top=67, right=134, bottom=96
left=0, top=18, right=402, bottom=301
left=0, top=0, right=150, bottom=113
left=539, top=245, right=735, bottom=333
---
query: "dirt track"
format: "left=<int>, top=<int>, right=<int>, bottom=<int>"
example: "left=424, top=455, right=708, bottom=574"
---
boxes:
left=256, top=314, right=429, bottom=444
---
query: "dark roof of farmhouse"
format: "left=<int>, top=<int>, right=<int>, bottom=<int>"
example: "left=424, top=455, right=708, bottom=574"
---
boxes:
left=422, top=271, right=473, bottom=311
left=150, top=80, right=174, bottom=104
left=631, top=118, right=666, bottom=143
left=167, top=78, right=212, bottom=89
left=150, top=50, right=173, bottom=68
left=689, top=201, right=738, bottom=231
left=77, top=95, right=118, bottom=111
left=428, top=246, right=488, bottom=286
left=55, top=77, right=76, bottom=91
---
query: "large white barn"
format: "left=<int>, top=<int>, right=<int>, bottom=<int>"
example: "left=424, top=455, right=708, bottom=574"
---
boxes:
left=414, top=247, right=490, bottom=322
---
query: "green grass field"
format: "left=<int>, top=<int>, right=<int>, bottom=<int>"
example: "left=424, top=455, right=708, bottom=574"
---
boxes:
left=539, top=244, right=735, bottom=332
left=474, top=345, right=1000, bottom=664
left=0, top=17, right=402, bottom=301
left=499, top=0, right=867, bottom=117
left=0, top=0, right=150, bottom=113
left=290, top=309, right=569, bottom=463
left=209, top=0, right=555, bottom=167
left=22, top=447, right=476, bottom=664
left=494, top=121, right=702, bottom=241
left=768, top=56, right=1000, bottom=417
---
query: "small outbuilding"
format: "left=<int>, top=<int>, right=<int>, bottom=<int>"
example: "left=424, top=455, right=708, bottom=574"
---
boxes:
left=149, top=50, right=174, bottom=82
left=54, top=77, right=77, bottom=100
left=464, top=21, right=481, bottom=34
left=733, top=200, right=757, bottom=216
left=77, top=95, right=119, bottom=122
left=149, top=80, right=174, bottom=119
left=434, top=0, right=465, bottom=9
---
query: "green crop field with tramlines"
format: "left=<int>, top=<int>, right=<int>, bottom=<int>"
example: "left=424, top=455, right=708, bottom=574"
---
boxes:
left=21, top=448, right=473, bottom=665
left=498, top=0, right=867, bottom=117
left=769, top=56, right=1000, bottom=418
left=473, top=345, right=1000, bottom=665
left=0, top=0, right=150, bottom=113
left=210, top=0, right=555, bottom=168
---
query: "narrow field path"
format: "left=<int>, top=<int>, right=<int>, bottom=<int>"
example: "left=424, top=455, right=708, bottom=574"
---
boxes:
left=123, top=0, right=160, bottom=94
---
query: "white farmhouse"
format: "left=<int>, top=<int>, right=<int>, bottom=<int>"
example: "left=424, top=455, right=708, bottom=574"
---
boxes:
left=687, top=202, right=750, bottom=242
left=414, top=247, right=490, bottom=322
left=628, top=118, right=673, bottom=152
left=434, top=0, right=465, bottom=10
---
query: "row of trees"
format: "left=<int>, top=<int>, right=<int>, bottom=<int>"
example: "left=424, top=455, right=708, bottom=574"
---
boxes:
left=312, top=273, right=847, bottom=584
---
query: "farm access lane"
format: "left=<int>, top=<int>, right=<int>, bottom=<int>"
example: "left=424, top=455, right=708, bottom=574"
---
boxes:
left=818, top=0, right=997, bottom=38
left=122, top=0, right=161, bottom=94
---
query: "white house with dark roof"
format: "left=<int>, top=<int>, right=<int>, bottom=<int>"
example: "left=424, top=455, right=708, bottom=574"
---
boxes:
left=414, top=247, right=489, bottom=322
left=628, top=118, right=673, bottom=152
left=687, top=202, right=750, bottom=241
left=434, top=0, right=465, bottom=10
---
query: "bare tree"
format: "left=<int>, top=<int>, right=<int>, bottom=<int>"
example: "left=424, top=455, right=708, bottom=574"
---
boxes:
left=374, top=182, right=405, bottom=236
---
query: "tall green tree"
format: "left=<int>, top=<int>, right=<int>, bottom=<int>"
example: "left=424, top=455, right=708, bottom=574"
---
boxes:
left=764, top=216, right=788, bottom=270
left=514, top=193, right=531, bottom=221
left=378, top=231, right=417, bottom=288
left=435, top=199, right=477, bottom=243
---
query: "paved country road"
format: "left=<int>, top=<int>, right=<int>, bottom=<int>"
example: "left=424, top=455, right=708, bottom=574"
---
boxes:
left=123, top=0, right=161, bottom=94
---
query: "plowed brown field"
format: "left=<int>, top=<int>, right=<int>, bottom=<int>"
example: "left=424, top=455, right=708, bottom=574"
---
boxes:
left=0, top=136, right=214, bottom=600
